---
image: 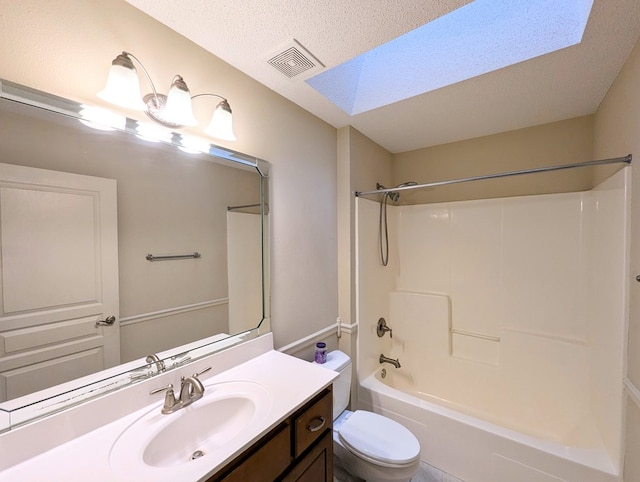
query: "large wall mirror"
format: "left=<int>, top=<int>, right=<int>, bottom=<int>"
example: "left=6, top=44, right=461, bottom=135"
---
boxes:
left=0, top=79, right=270, bottom=430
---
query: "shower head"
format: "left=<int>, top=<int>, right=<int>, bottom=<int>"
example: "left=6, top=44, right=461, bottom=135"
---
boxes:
left=376, top=181, right=418, bottom=202
left=388, top=192, right=400, bottom=202
left=376, top=181, right=417, bottom=267
left=388, top=181, right=418, bottom=202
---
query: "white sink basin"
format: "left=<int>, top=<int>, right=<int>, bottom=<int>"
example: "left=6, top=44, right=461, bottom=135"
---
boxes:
left=109, top=380, right=272, bottom=478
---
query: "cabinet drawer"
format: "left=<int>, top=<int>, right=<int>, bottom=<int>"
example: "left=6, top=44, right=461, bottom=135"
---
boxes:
left=293, top=388, right=332, bottom=458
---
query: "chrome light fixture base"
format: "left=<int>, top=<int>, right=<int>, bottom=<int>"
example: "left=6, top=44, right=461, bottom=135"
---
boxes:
left=142, top=93, right=183, bottom=129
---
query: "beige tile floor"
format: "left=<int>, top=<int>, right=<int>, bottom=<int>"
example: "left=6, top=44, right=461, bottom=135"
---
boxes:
left=334, top=459, right=463, bottom=482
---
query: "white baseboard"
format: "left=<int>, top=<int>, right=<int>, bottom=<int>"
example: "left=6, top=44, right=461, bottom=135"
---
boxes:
left=119, top=298, right=228, bottom=326
left=277, top=323, right=338, bottom=354
left=277, top=319, right=359, bottom=355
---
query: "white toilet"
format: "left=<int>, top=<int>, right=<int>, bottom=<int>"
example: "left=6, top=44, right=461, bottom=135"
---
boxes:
left=315, top=350, right=420, bottom=482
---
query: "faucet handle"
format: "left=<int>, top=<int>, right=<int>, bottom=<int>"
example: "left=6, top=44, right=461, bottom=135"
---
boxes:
left=150, top=384, right=179, bottom=414
left=129, top=368, right=153, bottom=381
left=169, top=354, right=192, bottom=369
left=377, top=318, right=393, bottom=338
left=150, top=383, right=174, bottom=395
left=179, top=366, right=210, bottom=386
left=194, top=366, right=212, bottom=378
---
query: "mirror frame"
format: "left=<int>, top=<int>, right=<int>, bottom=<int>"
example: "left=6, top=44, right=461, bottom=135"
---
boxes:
left=0, top=79, right=270, bottom=431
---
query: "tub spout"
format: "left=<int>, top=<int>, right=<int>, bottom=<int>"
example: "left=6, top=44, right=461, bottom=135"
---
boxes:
left=379, top=354, right=401, bottom=368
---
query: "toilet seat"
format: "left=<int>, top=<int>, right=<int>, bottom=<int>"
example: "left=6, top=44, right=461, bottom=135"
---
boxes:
left=336, top=410, right=420, bottom=468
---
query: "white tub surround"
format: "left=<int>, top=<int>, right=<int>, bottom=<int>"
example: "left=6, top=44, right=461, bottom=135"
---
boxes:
left=0, top=333, right=337, bottom=481
left=356, top=168, right=630, bottom=482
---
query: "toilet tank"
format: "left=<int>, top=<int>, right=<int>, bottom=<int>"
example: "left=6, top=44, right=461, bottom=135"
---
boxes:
left=315, top=350, right=351, bottom=419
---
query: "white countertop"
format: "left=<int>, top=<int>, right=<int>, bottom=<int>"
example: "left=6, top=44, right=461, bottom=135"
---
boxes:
left=0, top=338, right=337, bottom=481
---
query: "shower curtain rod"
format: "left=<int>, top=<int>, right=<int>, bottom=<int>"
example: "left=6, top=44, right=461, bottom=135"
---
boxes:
left=227, top=203, right=261, bottom=211
left=355, top=154, right=632, bottom=198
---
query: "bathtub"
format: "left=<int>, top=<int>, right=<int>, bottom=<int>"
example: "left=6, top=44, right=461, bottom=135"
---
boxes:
left=357, top=370, right=620, bottom=482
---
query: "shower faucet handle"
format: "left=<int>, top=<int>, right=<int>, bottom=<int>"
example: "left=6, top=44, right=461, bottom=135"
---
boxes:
left=376, top=317, right=393, bottom=338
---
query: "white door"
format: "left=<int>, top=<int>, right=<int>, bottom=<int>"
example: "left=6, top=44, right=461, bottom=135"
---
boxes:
left=0, top=163, right=119, bottom=402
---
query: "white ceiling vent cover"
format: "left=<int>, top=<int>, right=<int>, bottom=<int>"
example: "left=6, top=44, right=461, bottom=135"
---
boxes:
left=265, top=39, right=324, bottom=80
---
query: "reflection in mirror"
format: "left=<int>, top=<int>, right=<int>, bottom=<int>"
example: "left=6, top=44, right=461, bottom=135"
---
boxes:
left=0, top=79, right=270, bottom=430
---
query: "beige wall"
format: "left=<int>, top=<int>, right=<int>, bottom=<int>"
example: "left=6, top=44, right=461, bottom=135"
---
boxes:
left=392, top=115, right=596, bottom=204
left=337, top=126, right=393, bottom=327
left=337, top=126, right=392, bottom=330
left=0, top=0, right=338, bottom=349
left=594, top=35, right=640, bottom=480
left=336, top=126, right=392, bottom=405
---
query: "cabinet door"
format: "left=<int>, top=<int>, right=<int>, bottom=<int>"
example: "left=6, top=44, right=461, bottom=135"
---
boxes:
left=281, top=430, right=333, bottom=482
left=214, top=423, right=292, bottom=482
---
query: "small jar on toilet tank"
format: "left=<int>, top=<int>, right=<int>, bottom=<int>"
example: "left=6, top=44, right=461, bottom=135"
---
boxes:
left=315, top=342, right=327, bottom=363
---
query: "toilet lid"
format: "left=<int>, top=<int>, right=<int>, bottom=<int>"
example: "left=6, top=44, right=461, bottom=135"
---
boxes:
left=337, top=410, right=420, bottom=466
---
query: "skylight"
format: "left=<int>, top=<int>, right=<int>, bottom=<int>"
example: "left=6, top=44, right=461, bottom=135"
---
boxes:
left=305, top=0, right=594, bottom=115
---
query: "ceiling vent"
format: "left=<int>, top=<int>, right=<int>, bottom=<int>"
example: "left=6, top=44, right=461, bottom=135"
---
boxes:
left=265, top=39, right=324, bottom=80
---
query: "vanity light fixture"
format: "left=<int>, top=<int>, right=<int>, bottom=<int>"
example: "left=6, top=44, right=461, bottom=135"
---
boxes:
left=135, top=122, right=173, bottom=143
left=98, top=51, right=236, bottom=141
left=79, top=105, right=126, bottom=131
left=178, top=134, right=212, bottom=154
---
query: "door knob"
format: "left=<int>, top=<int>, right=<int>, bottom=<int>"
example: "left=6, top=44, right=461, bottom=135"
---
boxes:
left=95, top=315, right=116, bottom=327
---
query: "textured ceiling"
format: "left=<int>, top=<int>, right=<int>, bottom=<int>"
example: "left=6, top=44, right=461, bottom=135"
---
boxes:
left=125, top=0, right=640, bottom=153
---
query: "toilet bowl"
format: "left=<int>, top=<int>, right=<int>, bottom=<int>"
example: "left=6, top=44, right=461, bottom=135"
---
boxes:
left=314, top=350, right=420, bottom=482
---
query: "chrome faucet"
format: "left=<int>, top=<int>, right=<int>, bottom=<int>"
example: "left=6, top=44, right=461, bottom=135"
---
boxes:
left=178, top=371, right=207, bottom=406
left=145, top=354, right=166, bottom=373
left=150, top=366, right=211, bottom=414
left=379, top=354, right=401, bottom=368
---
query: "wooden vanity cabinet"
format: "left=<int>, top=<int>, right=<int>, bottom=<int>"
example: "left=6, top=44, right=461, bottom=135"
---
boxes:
left=207, top=386, right=333, bottom=482
left=281, top=430, right=332, bottom=482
